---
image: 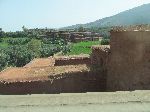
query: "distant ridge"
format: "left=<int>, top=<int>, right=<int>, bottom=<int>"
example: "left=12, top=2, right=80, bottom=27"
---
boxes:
left=63, top=3, right=150, bottom=29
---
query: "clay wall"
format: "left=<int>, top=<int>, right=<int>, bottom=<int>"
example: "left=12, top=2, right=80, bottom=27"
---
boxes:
left=54, top=57, right=91, bottom=66
left=91, top=45, right=110, bottom=71
left=74, top=37, right=100, bottom=43
left=107, top=31, right=150, bottom=91
left=0, top=71, right=106, bottom=95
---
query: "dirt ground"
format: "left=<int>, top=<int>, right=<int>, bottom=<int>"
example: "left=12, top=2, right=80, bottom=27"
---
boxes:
left=0, top=64, right=89, bottom=82
left=0, top=91, right=150, bottom=112
left=24, top=57, right=55, bottom=68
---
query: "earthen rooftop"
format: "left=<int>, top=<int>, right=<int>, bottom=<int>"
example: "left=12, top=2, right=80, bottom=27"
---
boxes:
left=54, top=54, right=90, bottom=60
left=0, top=64, right=89, bottom=83
left=111, top=25, right=150, bottom=32
left=92, top=45, right=110, bottom=52
left=24, top=57, right=55, bottom=68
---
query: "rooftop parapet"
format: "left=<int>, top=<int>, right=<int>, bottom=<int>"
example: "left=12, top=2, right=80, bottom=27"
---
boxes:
left=54, top=55, right=91, bottom=66
left=110, top=25, right=150, bottom=32
left=91, top=45, right=110, bottom=53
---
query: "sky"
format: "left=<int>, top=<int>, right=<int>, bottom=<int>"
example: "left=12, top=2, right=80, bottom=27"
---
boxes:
left=0, top=0, right=150, bottom=31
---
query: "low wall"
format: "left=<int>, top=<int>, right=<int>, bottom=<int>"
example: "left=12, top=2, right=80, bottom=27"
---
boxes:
left=54, top=56, right=91, bottom=66
left=0, top=71, right=106, bottom=95
left=91, top=45, right=110, bottom=71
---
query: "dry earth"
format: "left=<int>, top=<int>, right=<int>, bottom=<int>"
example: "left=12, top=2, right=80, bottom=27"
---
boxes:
left=0, top=91, right=150, bottom=112
left=24, top=57, right=55, bottom=68
left=0, top=64, right=89, bottom=82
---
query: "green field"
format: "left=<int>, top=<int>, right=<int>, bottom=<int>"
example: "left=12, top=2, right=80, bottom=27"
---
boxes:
left=67, top=41, right=100, bottom=55
left=0, top=38, right=101, bottom=55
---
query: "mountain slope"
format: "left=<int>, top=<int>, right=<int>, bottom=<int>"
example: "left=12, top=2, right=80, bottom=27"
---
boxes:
left=64, top=3, right=150, bottom=29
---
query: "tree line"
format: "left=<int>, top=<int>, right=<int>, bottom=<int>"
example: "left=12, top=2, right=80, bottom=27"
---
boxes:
left=0, top=28, right=70, bottom=71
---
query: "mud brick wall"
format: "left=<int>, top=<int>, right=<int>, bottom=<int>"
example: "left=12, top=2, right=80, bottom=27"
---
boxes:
left=107, top=31, right=150, bottom=91
left=91, top=45, right=110, bottom=71
left=0, top=71, right=106, bottom=95
left=54, top=57, right=91, bottom=66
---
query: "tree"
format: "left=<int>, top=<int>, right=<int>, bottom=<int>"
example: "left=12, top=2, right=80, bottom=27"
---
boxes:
left=22, top=26, right=28, bottom=32
left=0, top=52, right=9, bottom=70
left=78, top=26, right=84, bottom=32
left=27, top=39, right=42, bottom=57
left=6, top=45, right=34, bottom=67
left=0, top=28, right=3, bottom=38
left=101, top=39, right=110, bottom=45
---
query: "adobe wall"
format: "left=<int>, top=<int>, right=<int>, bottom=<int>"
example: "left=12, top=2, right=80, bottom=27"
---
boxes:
left=107, top=31, right=150, bottom=91
left=0, top=71, right=106, bottom=95
left=54, top=56, right=91, bottom=66
left=91, top=45, right=110, bottom=71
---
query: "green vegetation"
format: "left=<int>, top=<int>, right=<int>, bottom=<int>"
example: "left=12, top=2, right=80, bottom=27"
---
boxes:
left=0, top=42, right=9, bottom=48
left=67, top=41, right=100, bottom=55
left=0, top=26, right=110, bottom=71
left=101, top=39, right=110, bottom=45
left=0, top=52, right=9, bottom=71
left=6, top=37, right=31, bottom=45
left=0, top=32, right=70, bottom=70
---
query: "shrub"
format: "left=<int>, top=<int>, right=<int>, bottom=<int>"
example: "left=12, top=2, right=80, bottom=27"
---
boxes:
left=27, top=39, right=42, bottom=57
left=6, top=45, right=35, bottom=67
left=7, top=38, right=31, bottom=45
left=0, top=38, right=2, bottom=42
left=40, top=44, right=55, bottom=57
left=101, top=39, right=110, bottom=45
left=61, top=45, right=71, bottom=54
left=0, top=51, right=9, bottom=70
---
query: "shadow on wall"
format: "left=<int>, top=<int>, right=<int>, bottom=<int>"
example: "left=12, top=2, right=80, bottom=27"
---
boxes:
left=0, top=71, right=106, bottom=95
left=107, top=30, right=150, bottom=91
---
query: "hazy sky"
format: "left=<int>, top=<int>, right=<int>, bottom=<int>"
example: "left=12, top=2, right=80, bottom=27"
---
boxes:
left=0, top=0, right=150, bottom=31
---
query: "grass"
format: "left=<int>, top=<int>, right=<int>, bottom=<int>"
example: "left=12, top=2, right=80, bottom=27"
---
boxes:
left=67, top=41, right=100, bottom=55
left=0, top=42, right=9, bottom=48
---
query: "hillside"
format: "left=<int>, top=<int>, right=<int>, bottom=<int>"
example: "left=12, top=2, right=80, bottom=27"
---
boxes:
left=64, top=3, right=150, bottom=29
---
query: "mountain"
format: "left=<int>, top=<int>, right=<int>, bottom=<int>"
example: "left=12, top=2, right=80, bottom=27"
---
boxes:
left=64, top=3, right=150, bottom=29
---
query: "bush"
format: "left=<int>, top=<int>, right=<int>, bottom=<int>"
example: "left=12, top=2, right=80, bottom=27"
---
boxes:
left=27, top=39, right=42, bottom=57
left=0, top=35, right=71, bottom=71
left=101, top=39, right=110, bottom=45
left=0, top=51, right=9, bottom=70
left=40, top=44, right=55, bottom=57
left=0, top=38, right=2, bottom=42
left=6, top=45, right=35, bottom=67
left=61, top=45, right=71, bottom=54
left=7, top=38, right=31, bottom=45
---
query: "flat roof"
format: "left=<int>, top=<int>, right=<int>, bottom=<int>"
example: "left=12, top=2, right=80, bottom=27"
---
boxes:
left=0, top=64, right=89, bottom=83
left=24, top=57, right=54, bottom=68
left=54, top=54, right=90, bottom=60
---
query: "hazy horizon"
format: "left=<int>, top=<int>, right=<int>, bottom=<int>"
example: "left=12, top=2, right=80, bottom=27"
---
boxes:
left=1, top=0, right=150, bottom=31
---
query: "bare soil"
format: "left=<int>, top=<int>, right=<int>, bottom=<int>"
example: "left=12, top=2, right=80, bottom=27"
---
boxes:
left=0, top=64, right=89, bottom=82
left=24, top=57, right=55, bottom=68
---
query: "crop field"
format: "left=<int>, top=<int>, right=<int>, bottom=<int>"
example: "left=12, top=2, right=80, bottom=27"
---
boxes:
left=67, top=41, right=100, bottom=55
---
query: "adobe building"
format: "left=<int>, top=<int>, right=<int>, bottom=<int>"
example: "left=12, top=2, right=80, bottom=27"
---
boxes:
left=107, top=26, right=150, bottom=91
left=1, top=25, right=150, bottom=94
left=0, top=55, right=106, bottom=95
